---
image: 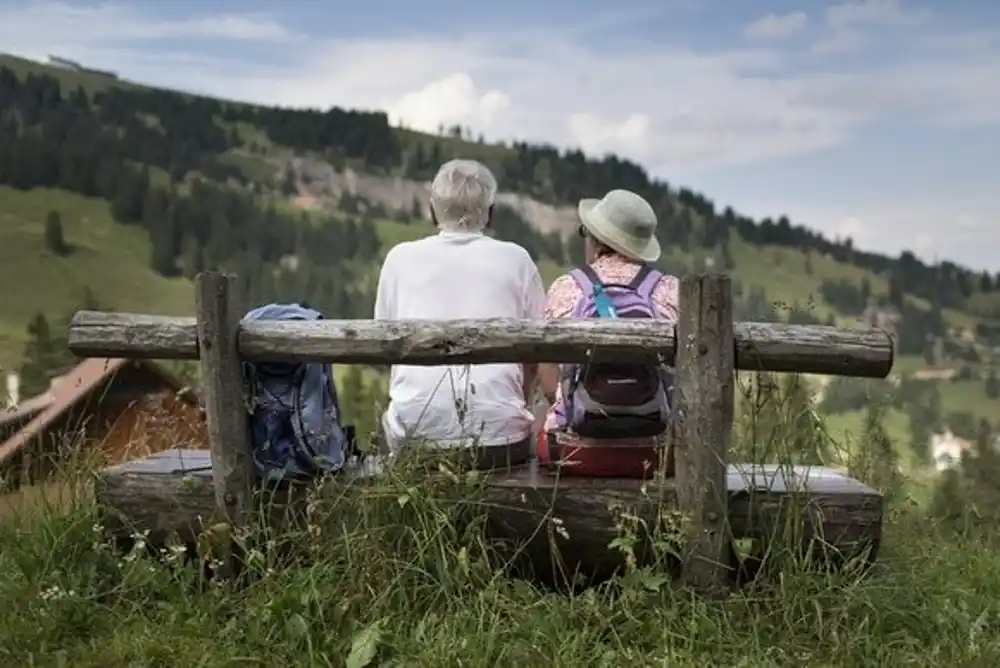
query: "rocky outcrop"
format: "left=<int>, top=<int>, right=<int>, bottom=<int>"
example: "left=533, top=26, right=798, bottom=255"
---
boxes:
left=260, top=150, right=579, bottom=238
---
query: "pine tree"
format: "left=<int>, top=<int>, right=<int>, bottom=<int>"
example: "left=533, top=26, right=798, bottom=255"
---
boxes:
left=985, top=370, right=999, bottom=399
left=44, top=210, right=68, bottom=256
left=888, top=272, right=905, bottom=308
left=923, top=339, right=937, bottom=366
left=19, top=313, right=60, bottom=397
left=280, top=170, right=297, bottom=196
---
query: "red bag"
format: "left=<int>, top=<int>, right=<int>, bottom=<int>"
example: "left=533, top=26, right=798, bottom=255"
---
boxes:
left=537, top=428, right=662, bottom=478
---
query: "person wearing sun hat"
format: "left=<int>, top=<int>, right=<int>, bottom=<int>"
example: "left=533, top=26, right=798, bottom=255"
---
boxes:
left=535, top=189, right=681, bottom=476
left=576, top=189, right=663, bottom=263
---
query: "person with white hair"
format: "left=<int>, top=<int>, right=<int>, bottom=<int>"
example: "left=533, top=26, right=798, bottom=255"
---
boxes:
left=374, top=159, right=546, bottom=468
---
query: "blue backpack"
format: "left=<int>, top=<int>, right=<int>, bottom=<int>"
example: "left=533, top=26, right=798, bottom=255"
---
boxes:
left=242, top=303, right=352, bottom=482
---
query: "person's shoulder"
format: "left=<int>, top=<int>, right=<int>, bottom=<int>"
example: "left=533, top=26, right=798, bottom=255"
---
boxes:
left=650, top=271, right=681, bottom=313
left=483, top=236, right=535, bottom=262
left=547, top=271, right=578, bottom=296
left=391, top=236, right=435, bottom=253
left=543, top=271, right=583, bottom=317
left=652, top=269, right=681, bottom=287
left=478, top=238, right=541, bottom=282
left=382, top=237, right=432, bottom=264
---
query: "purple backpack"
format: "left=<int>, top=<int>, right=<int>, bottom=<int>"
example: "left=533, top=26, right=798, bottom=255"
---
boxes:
left=552, top=264, right=674, bottom=440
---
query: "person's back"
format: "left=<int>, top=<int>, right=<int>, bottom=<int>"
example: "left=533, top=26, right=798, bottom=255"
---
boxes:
left=538, top=189, right=680, bottom=477
left=375, top=160, right=546, bottom=463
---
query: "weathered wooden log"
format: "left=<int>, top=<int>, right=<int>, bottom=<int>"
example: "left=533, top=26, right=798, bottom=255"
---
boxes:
left=675, top=275, right=733, bottom=591
left=96, top=450, right=884, bottom=585
left=195, top=273, right=253, bottom=579
left=194, top=274, right=253, bottom=526
left=69, top=312, right=894, bottom=378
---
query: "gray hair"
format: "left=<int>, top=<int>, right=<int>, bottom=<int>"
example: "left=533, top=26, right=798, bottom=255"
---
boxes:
left=429, top=159, right=497, bottom=232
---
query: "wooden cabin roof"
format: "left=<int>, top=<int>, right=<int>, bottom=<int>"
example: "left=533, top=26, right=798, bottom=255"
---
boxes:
left=0, top=358, right=196, bottom=466
left=0, top=391, right=55, bottom=430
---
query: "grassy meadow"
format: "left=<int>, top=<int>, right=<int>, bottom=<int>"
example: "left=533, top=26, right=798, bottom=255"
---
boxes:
left=0, top=186, right=193, bottom=371
left=0, top=384, right=998, bottom=666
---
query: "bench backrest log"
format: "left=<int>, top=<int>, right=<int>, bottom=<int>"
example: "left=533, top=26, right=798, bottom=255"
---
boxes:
left=68, top=271, right=894, bottom=591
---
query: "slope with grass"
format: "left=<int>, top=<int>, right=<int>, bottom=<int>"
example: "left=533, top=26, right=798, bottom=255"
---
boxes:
left=0, top=186, right=192, bottom=371
left=2, top=51, right=999, bottom=467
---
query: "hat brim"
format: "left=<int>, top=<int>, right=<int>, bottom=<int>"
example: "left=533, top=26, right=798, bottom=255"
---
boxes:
left=578, top=199, right=661, bottom=264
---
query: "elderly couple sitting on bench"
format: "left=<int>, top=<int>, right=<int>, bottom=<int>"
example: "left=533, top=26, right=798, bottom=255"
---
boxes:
left=374, top=160, right=680, bottom=478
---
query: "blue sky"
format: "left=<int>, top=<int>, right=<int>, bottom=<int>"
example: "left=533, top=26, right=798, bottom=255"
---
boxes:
left=1, top=0, right=998, bottom=270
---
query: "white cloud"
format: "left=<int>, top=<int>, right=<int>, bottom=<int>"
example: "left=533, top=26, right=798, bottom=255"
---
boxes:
left=825, top=0, right=927, bottom=30
left=0, top=1, right=291, bottom=51
left=0, top=1, right=998, bottom=268
left=388, top=74, right=510, bottom=133
left=0, top=1, right=992, bottom=174
left=812, top=28, right=866, bottom=55
left=744, top=12, right=809, bottom=40
left=567, top=113, right=652, bottom=157
left=834, top=216, right=868, bottom=244
left=812, top=0, right=928, bottom=55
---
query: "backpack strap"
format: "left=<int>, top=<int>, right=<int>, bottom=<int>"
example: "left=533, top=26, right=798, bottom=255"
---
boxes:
left=568, top=265, right=603, bottom=295
left=289, top=365, right=322, bottom=475
left=629, top=264, right=665, bottom=299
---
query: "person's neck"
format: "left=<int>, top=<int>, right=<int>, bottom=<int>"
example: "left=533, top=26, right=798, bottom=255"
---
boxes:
left=439, top=228, right=484, bottom=236
left=590, top=251, right=637, bottom=265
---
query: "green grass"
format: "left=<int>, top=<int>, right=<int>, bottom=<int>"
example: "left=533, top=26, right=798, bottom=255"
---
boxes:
left=824, top=407, right=912, bottom=460
left=819, top=377, right=1000, bottom=475
left=940, top=378, right=1000, bottom=417
left=727, top=235, right=867, bottom=321
left=891, top=354, right=943, bottom=376
left=218, top=120, right=275, bottom=151
left=0, top=186, right=193, bottom=371
left=216, top=150, right=278, bottom=184
left=2, top=439, right=1000, bottom=664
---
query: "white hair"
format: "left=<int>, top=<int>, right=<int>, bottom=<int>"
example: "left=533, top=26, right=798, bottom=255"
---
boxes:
left=429, top=159, right=497, bottom=232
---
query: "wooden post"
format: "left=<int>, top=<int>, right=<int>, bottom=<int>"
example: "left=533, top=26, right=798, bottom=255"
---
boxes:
left=195, top=272, right=254, bottom=530
left=674, top=274, right=734, bottom=592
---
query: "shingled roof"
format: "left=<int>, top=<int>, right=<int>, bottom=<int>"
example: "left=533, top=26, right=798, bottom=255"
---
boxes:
left=0, top=358, right=196, bottom=466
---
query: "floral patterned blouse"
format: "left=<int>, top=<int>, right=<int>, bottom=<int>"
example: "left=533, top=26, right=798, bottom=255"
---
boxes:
left=542, top=254, right=680, bottom=447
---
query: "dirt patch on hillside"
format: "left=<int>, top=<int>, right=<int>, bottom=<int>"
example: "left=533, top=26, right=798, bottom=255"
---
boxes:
left=262, top=151, right=579, bottom=237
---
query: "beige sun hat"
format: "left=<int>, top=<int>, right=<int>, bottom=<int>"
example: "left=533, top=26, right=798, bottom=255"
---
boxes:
left=578, top=189, right=661, bottom=263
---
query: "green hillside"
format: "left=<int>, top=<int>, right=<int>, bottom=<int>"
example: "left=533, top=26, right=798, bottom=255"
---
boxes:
left=0, top=187, right=193, bottom=368
left=2, top=52, right=1000, bottom=463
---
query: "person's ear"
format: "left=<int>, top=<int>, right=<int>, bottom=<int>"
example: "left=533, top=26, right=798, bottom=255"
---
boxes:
left=584, top=235, right=598, bottom=264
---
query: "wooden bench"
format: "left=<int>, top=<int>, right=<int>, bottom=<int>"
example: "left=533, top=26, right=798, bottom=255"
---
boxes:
left=70, top=271, right=894, bottom=591
left=97, top=448, right=882, bottom=585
